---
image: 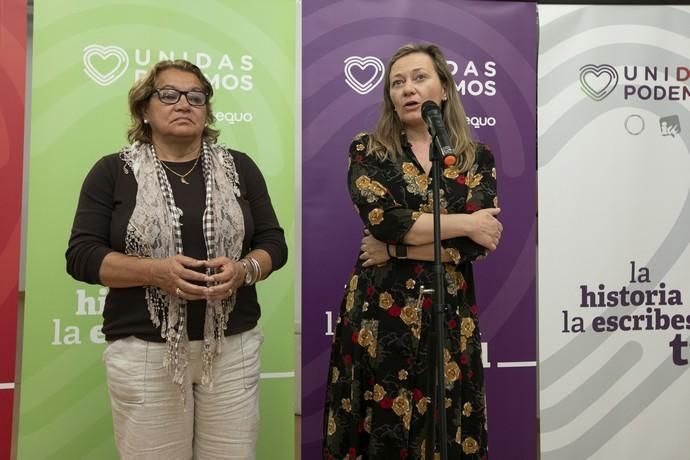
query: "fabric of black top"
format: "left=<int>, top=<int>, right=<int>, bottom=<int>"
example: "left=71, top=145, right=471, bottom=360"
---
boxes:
left=66, top=148, right=288, bottom=342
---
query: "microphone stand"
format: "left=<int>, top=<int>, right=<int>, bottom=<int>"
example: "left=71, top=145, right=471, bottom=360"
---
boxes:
left=424, top=139, right=449, bottom=460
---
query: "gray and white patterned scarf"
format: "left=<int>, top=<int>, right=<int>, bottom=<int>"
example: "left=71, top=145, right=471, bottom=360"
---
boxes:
left=119, top=139, right=244, bottom=392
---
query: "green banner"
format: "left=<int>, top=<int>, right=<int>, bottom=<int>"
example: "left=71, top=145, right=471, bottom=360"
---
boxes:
left=19, top=1, right=295, bottom=458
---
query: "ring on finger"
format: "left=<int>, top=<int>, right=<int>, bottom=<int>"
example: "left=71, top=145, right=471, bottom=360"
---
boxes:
left=227, top=288, right=233, bottom=296
left=175, top=287, right=182, bottom=296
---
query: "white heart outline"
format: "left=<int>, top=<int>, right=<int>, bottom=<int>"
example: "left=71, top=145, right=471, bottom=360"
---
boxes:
left=83, top=45, right=129, bottom=86
left=579, top=64, right=619, bottom=101
left=344, top=56, right=385, bottom=95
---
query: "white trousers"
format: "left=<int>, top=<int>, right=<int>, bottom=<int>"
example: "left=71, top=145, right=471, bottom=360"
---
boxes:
left=103, top=326, right=263, bottom=460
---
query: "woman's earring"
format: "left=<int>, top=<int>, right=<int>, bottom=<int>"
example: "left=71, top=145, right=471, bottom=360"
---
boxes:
left=143, top=119, right=149, bottom=124
left=442, top=95, right=448, bottom=101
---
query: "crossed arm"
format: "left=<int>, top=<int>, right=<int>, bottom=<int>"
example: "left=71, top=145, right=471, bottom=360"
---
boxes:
left=348, top=137, right=502, bottom=267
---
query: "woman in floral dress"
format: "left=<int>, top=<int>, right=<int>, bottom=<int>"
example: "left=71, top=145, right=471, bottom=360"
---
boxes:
left=323, top=43, right=502, bottom=459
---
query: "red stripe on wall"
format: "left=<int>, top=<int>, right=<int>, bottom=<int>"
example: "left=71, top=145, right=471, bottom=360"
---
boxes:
left=0, top=0, right=27, bottom=458
left=0, top=389, right=14, bottom=457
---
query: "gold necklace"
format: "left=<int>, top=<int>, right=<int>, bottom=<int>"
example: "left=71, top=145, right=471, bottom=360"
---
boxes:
left=159, top=155, right=200, bottom=184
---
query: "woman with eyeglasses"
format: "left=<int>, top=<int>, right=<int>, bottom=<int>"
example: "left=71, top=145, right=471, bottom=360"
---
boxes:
left=66, top=59, right=287, bottom=459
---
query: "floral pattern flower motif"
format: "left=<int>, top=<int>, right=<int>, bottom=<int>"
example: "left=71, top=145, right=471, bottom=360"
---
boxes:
left=378, top=291, right=393, bottom=310
left=349, top=275, right=359, bottom=291
left=345, top=292, right=355, bottom=311
left=467, top=166, right=483, bottom=189
left=461, top=317, right=476, bottom=338
left=402, top=162, right=418, bottom=176
left=402, top=162, right=431, bottom=196
left=341, top=398, right=352, bottom=413
left=462, top=437, right=480, bottom=454
left=373, top=384, right=386, bottom=402
left=355, top=175, right=388, bottom=203
left=368, top=208, right=384, bottom=225
left=443, top=166, right=461, bottom=180
left=414, top=175, right=430, bottom=192
left=419, top=190, right=448, bottom=214
left=392, top=393, right=411, bottom=417
left=463, top=401, right=473, bottom=417
left=445, top=360, right=461, bottom=385
left=357, top=327, right=375, bottom=347
left=444, top=247, right=461, bottom=265
left=445, top=267, right=460, bottom=296
left=358, top=320, right=379, bottom=358
left=400, top=305, right=419, bottom=326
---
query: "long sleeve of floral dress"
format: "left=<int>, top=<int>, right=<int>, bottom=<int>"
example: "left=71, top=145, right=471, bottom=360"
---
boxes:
left=324, top=133, right=495, bottom=460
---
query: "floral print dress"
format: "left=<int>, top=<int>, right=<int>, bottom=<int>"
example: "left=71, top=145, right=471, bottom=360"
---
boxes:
left=323, top=133, right=497, bottom=459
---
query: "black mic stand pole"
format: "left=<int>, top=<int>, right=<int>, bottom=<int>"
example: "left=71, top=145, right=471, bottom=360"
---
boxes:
left=424, top=138, right=449, bottom=460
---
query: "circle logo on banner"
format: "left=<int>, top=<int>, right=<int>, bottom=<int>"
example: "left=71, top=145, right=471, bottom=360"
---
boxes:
left=344, top=56, right=385, bottom=95
left=624, top=114, right=645, bottom=135
left=579, top=64, right=619, bottom=101
left=82, top=44, right=129, bottom=86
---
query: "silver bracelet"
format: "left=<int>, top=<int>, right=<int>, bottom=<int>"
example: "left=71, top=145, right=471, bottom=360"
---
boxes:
left=248, top=256, right=261, bottom=285
left=239, top=258, right=251, bottom=286
left=239, top=257, right=260, bottom=286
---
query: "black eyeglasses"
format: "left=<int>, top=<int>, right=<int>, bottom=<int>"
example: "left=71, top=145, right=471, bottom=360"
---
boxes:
left=152, top=88, right=208, bottom=106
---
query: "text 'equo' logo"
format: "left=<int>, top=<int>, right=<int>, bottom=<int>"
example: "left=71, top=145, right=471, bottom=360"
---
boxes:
left=344, top=56, right=385, bottom=95
left=83, top=45, right=129, bottom=86
left=579, top=64, right=619, bottom=101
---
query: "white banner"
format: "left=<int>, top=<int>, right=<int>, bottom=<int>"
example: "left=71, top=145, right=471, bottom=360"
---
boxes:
left=538, top=5, right=690, bottom=460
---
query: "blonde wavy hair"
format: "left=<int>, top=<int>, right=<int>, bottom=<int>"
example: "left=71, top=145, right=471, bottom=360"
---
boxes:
left=368, top=43, right=475, bottom=172
left=127, top=59, right=219, bottom=144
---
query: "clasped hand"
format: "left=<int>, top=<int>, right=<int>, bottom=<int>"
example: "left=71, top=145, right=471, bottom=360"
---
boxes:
left=149, top=255, right=245, bottom=301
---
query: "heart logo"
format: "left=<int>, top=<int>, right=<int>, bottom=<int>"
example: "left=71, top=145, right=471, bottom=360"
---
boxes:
left=579, top=64, right=618, bottom=101
left=83, top=45, right=129, bottom=86
left=344, top=56, right=384, bottom=95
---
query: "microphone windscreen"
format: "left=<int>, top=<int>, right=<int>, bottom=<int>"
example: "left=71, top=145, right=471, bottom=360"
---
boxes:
left=421, top=100, right=441, bottom=119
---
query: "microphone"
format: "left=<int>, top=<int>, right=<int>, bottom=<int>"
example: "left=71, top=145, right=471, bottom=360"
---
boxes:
left=421, top=100, right=457, bottom=167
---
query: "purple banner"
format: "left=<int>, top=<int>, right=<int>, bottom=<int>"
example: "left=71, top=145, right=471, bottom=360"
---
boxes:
left=302, top=1, right=537, bottom=458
